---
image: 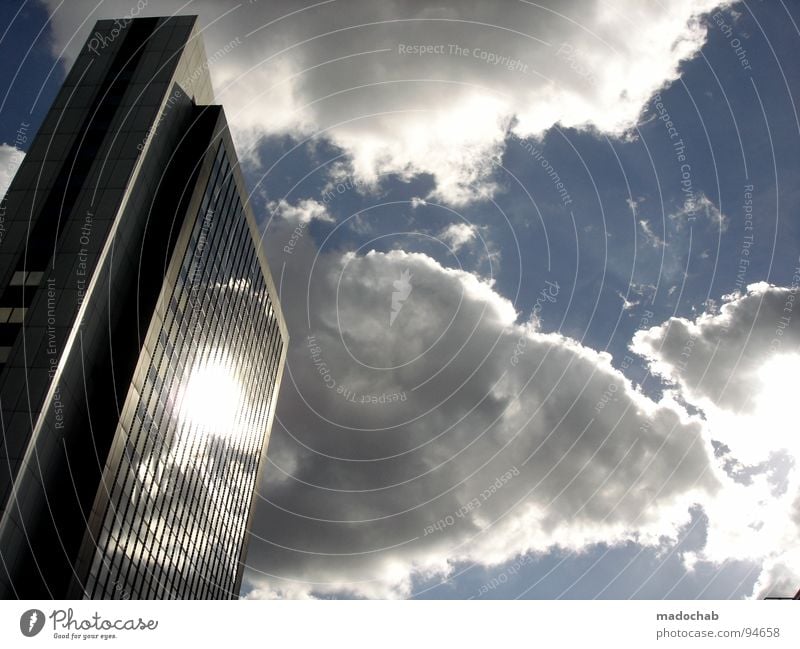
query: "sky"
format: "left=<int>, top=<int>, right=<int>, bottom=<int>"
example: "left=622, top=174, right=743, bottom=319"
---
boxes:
left=1, top=0, right=799, bottom=600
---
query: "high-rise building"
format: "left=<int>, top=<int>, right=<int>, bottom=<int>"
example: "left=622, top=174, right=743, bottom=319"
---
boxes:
left=0, top=15, right=288, bottom=599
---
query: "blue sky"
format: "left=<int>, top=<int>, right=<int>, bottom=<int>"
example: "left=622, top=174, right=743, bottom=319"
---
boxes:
left=3, top=0, right=800, bottom=599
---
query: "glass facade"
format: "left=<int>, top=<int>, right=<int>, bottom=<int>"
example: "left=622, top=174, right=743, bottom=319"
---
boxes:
left=82, top=142, right=285, bottom=599
left=0, top=15, right=287, bottom=599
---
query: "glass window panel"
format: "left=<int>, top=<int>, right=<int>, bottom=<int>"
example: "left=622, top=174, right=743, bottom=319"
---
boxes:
left=8, top=307, right=27, bottom=323
left=25, top=271, right=45, bottom=286
left=9, top=271, right=26, bottom=286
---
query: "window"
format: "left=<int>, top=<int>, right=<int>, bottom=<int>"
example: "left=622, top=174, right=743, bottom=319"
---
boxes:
left=26, top=271, right=44, bottom=286
left=8, top=308, right=26, bottom=323
left=9, top=271, right=26, bottom=286
left=0, top=307, right=13, bottom=323
left=9, top=270, right=44, bottom=287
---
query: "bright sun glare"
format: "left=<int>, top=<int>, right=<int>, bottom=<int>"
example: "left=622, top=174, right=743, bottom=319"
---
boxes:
left=178, top=357, right=242, bottom=437
left=754, top=353, right=800, bottom=454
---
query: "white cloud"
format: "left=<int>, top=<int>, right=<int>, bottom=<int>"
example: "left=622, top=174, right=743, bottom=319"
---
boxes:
left=671, top=192, right=728, bottom=230
left=632, top=282, right=800, bottom=598
left=233, top=239, right=800, bottom=599
left=617, top=291, right=639, bottom=311
left=631, top=283, right=800, bottom=446
left=269, top=198, right=332, bottom=225
left=439, top=222, right=478, bottom=252
left=638, top=218, right=665, bottom=248
left=41, top=0, right=731, bottom=206
left=628, top=199, right=665, bottom=248
left=0, top=143, right=25, bottom=198
left=241, top=239, right=728, bottom=599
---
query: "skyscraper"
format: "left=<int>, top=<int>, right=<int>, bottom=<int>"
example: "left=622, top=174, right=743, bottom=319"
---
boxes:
left=0, top=16, right=287, bottom=599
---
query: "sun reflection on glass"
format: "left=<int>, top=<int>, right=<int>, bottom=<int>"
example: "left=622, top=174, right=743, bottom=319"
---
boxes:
left=178, top=354, right=242, bottom=437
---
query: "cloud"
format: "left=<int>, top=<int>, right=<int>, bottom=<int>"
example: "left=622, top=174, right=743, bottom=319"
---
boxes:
left=234, top=240, right=800, bottom=599
left=670, top=192, right=728, bottom=230
left=617, top=291, right=639, bottom=311
left=270, top=198, right=332, bottom=225
left=0, top=143, right=25, bottom=198
left=638, top=219, right=665, bottom=248
left=629, top=195, right=666, bottom=249
left=241, top=243, right=725, bottom=598
left=631, top=282, right=800, bottom=452
left=41, top=0, right=730, bottom=205
left=439, top=223, right=478, bottom=252
left=632, top=282, right=800, bottom=598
